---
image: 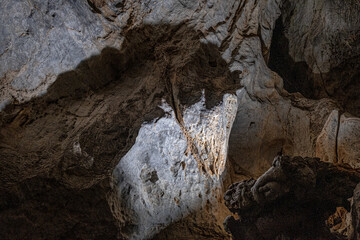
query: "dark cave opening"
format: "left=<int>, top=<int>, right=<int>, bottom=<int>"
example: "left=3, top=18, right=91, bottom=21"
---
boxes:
left=268, top=17, right=360, bottom=117
left=268, top=17, right=316, bottom=99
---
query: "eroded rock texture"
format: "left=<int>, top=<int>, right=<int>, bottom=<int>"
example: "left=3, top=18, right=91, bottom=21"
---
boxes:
left=0, top=0, right=359, bottom=239
left=269, top=0, right=360, bottom=117
left=224, top=156, right=360, bottom=240
left=316, top=110, right=360, bottom=168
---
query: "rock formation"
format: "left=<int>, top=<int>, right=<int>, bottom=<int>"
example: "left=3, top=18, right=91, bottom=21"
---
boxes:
left=0, top=0, right=359, bottom=239
left=224, top=156, right=360, bottom=240
left=350, top=183, right=360, bottom=240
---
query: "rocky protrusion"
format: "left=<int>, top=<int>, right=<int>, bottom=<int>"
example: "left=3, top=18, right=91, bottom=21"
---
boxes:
left=224, top=156, right=360, bottom=240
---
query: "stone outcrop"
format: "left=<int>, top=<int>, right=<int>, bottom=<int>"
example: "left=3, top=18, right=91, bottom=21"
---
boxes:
left=224, top=156, right=360, bottom=240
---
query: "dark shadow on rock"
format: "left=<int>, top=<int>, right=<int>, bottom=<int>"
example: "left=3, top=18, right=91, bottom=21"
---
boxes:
left=268, top=17, right=316, bottom=99
left=0, top=22, right=238, bottom=240
left=268, top=17, right=360, bottom=117
left=224, top=156, right=360, bottom=240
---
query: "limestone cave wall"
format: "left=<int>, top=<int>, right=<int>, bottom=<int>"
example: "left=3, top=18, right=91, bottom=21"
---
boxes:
left=0, top=0, right=359, bottom=239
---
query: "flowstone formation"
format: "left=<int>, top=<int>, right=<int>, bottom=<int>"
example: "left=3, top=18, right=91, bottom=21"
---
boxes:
left=224, top=156, right=360, bottom=240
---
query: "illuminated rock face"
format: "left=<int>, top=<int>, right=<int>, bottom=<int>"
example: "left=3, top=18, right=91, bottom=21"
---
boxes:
left=0, top=0, right=359, bottom=239
left=0, top=0, right=282, bottom=109
left=112, top=94, right=237, bottom=240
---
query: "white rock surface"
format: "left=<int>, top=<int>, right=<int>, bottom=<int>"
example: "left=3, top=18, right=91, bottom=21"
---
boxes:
left=112, top=93, right=237, bottom=239
left=0, top=0, right=283, bottom=110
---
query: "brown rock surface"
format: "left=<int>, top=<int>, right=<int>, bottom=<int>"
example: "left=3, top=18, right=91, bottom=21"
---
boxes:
left=316, top=110, right=360, bottom=168
left=269, top=0, right=360, bottom=117
left=0, top=0, right=359, bottom=239
left=224, top=156, right=360, bottom=240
